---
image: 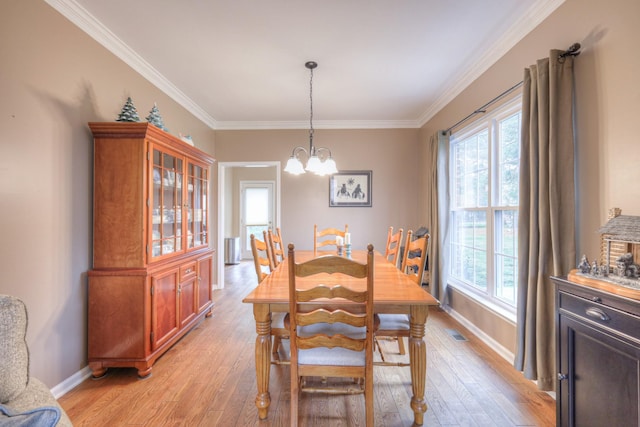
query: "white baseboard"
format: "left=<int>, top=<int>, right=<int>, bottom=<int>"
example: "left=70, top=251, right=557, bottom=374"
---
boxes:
left=442, top=305, right=515, bottom=364
left=442, top=306, right=557, bottom=400
left=51, top=366, right=92, bottom=399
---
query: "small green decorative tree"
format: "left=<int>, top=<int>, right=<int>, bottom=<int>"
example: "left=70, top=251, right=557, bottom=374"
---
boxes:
left=116, top=97, right=141, bottom=122
left=146, top=103, right=168, bottom=131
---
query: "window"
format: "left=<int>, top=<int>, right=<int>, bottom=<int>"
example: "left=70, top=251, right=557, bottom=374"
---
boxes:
left=449, top=97, right=521, bottom=313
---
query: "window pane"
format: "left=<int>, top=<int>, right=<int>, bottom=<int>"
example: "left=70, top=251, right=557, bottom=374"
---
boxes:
left=452, top=129, right=489, bottom=209
left=478, top=169, right=489, bottom=206
left=495, top=210, right=518, bottom=304
left=245, top=188, right=268, bottom=224
left=449, top=100, right=521, bottom=311
left=450, top=210, right=487, bottom=290
left=497, top=112, right=521, bottom=206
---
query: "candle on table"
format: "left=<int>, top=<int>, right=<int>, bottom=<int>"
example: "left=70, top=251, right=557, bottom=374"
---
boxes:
left=344, top=233, right=351, bottom=245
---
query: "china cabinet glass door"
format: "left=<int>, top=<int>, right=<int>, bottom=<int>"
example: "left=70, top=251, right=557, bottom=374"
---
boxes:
left=187, top=162, right=208, bottom=249
left=151, top=147, right=184, bottom=259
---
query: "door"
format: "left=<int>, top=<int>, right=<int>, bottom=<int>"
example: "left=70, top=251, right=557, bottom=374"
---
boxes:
left=558, top=313, right=640, bottom=427
left=150, top=146, right=184, bottom=260
left=197, top=254, right=213, bottom=313
left=151, top=269, right=179, bottom=350
left=240, top=181, right=274, bottom=259
left=186, top=160, right=209, bottom=250
left=179, top=278, right=197, bottom=328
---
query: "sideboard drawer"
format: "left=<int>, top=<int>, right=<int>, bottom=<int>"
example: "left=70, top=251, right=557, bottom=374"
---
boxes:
left=180, top=262, right=197, bottom=282
left=559, top=290, right=640, bottom=342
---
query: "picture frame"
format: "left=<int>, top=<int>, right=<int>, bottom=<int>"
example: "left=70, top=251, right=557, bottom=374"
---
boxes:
left=329, top=170, right=372, bottom=207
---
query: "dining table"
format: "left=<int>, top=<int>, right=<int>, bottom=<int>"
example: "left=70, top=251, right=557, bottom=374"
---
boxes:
left=242, top=249, right=440, bottom=425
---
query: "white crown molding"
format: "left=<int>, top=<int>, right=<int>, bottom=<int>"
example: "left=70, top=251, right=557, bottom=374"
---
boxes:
left=45, top=0, right=416, bottom=131
left=417, top=0, right=566, bottom=127
left=215, top=119, right=422, bottom=130
left=44, top=0, right=218, bottom=129
left=46, top=0, right=563, bottom=132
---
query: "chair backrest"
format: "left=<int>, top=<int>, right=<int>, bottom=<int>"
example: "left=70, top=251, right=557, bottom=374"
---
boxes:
left=267, top=227, right=285, bottom=268
left=400, top=230, right=429, bottom=285
left=313, top=224, right=349, bottom=254
left=384, top=226, right=403, bottom=268
left=250, top=233, right=274, bottom=283
left=288, top=243, right=375, bottom=362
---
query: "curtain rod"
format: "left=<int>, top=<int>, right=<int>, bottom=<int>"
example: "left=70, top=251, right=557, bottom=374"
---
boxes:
left=442, top=42, right=581, bottom=136
left=442, top=80, right=523, bottom=135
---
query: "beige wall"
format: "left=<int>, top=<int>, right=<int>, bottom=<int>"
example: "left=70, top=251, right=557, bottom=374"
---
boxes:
left=0, top=0, right=215, bottom=389
left=421, top=0, right=640, bottom=352
left=215, top=129, right=422, bottom=254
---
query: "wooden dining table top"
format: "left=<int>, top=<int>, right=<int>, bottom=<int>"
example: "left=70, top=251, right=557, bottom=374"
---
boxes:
left=242, top=249, right=439, bottom=307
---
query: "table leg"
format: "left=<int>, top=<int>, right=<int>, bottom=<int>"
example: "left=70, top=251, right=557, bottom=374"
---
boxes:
left=409, top=305, right=429, bottom=425
left=253, top=304, right=272, bottom=419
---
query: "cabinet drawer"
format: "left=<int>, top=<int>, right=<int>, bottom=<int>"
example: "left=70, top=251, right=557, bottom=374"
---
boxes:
left=180, top=262, right=197, bottom=282
left=559, top=291, right=640, bottom=342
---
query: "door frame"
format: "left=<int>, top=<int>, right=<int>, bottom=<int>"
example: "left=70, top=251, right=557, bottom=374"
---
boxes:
left=217, top=161, right=281, bottom=289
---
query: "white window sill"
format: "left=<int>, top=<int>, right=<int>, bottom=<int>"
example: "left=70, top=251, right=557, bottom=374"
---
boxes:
left=447, top=282, right=517, bottom=325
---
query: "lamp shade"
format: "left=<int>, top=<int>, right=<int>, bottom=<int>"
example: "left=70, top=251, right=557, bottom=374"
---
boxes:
left=305, top=155, right=322, bottom=173
left=284, top=157, right=305, bottom=175
left=323, top=157, right=338, bottom=175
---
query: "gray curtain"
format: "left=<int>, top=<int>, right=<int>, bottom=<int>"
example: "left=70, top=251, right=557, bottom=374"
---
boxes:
left=426, top=131, right=450, bottom=305
left=514, top=50, right=576, bottom=391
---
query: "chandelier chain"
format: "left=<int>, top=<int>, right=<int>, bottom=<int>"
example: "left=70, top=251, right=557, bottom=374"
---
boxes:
left=309, top=65, right=314, bottom=149
left=283, top=60, right=336, bottom=175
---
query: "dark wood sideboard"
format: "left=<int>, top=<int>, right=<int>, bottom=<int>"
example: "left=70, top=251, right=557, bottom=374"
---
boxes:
left=553, top=275, right=640, bottom=427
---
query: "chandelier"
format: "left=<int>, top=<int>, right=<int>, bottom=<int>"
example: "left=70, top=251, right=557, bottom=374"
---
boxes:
left=284, top=61, right=338, bottom=176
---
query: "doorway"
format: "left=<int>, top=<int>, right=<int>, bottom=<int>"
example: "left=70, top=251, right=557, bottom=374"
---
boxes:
left=240, top=181, right=275, bottom=259
left=217, top=162, right=281, bottom=289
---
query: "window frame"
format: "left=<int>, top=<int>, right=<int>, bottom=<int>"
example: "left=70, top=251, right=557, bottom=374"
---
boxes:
left=447, top=96, right=522, bottom=319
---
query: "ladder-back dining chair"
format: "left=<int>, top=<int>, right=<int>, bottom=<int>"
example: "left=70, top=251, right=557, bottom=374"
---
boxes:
left=384, top=226, right=403, bottom=268
left=250, top=232, right=288, bottom=362
left=288, top=243, right=375, bottom=427
left=250, top=232, right=274, bottom=282
left=313, top=224, right=348, bottom=255
left=267, top=227, right=285, bottom=268
left=374, top=230, right=429, bottom=366
left=401, top=231, right=429, bottom=286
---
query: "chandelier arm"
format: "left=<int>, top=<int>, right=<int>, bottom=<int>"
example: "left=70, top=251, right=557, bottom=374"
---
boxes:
left=314, top=146, right=332, bottom=159
left=290, top=146, right=308, bottom=158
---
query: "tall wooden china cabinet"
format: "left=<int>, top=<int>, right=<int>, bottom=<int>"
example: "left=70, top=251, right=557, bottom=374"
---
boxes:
left=87, top=122, right=215, bottom=378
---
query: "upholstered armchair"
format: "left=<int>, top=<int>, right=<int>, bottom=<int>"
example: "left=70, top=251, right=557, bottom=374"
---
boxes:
left=0, top=295, right=72, bottom=426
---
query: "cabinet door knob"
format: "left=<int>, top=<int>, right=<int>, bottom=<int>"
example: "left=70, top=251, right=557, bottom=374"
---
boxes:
left=557, top=373, right=569, bottom=381
left=585, top=307, right=610, bottom=321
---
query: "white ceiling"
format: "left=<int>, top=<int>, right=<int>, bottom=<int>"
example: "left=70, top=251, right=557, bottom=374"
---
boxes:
left=48, top=0, right=564, bottom=130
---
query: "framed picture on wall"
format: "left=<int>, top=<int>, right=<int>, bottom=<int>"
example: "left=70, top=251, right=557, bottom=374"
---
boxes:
left=329, top=170, right=372, bottom=207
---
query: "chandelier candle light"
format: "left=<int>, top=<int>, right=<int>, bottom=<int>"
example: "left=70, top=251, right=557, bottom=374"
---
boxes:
left=284, top=61, right=338, bottom=176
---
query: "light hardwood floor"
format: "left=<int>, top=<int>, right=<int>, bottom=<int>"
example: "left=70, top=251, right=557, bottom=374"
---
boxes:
left=59, top=261, right=556, bottom=426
